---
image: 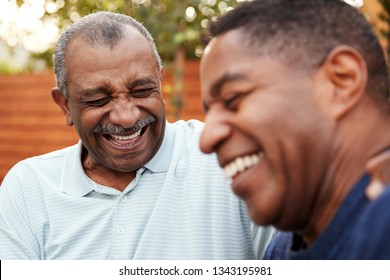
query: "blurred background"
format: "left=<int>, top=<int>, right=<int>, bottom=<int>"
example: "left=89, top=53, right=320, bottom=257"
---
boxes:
left=0, top=0, right=388, bottom=183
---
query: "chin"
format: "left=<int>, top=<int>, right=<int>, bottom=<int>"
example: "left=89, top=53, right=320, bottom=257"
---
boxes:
left=248, top=201, right=287, bottom=228
left=248, top=208, right=274, bottom=226
left=106, top=161, right=140, bottom=173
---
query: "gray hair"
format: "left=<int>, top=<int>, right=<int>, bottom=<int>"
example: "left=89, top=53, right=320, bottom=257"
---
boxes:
left=53, top=11, right=162, bottom=98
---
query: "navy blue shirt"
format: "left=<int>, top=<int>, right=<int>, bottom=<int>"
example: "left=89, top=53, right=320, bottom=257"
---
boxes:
left=264, top=174, right=390, bottom=259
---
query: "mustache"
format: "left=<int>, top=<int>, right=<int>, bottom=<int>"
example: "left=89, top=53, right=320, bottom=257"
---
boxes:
left=94, top=115, right=156, bottom=134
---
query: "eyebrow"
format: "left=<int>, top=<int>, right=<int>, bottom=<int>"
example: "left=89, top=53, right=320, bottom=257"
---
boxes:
left=210, top=73, right=246, bottom=98
left=126, top=77, right=158, bottom=89
left=78, top=77, right=158, bottom=98
left=78, top=86, right=112, bottom=98
left=203, top=73, right=246, bottom=112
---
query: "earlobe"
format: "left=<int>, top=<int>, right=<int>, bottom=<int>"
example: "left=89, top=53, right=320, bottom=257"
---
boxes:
left=51, top=88, right=74, bottom=127
left=323, top=45, right=368, bottom=120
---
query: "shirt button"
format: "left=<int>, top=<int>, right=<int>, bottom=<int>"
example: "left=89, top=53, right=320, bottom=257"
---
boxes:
left=117, top=227, right=125, bottom=234
left=120, top=196, right=128, bottom=203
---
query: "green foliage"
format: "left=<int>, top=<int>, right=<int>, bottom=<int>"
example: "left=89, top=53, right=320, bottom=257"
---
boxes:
left=39, top=0, right=242, bottom=64
left=1, top=0, right=241, bottom=118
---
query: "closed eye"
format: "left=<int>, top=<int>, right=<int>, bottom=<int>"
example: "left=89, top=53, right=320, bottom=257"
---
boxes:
left=224, top=94, right=242, bottom=110
left=81, top=97, right=111, bottom=107
left=131, top=87, right=158, bottom=98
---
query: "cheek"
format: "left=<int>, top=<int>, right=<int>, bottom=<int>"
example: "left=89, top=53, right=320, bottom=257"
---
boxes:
left=71, top=109, right=102, bottom=136
left=239, top=98, right=279, bottom=133
left=139, top=94, right=165, bottom=112
left=243, top=149, right=294, bottom=226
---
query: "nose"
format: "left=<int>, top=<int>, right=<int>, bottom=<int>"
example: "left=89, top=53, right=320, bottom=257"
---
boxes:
left=199, top=108, right=231, bottom=154
left=109, top=96, right=141, bottom=129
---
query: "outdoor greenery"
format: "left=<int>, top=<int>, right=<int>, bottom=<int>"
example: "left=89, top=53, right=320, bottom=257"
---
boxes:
left=1, top=0, right=389, bottom=118
left=14, top=0, right=243, bottom=68
left=1, top=0, right=244, bottom=118
left=3, top=0, right=390, bottom=72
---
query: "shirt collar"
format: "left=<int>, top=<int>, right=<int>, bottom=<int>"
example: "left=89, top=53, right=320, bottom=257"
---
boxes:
left=143, top=121, right=175, bottom=173
left=61, top=141, right=95, bottom=196
left=61, top=121, right=175, bottom=196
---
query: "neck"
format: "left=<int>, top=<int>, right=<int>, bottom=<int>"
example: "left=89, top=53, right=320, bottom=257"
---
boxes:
left=82, top=149, right=136, bottom=192
left=302, top=104, right=390, bottom=245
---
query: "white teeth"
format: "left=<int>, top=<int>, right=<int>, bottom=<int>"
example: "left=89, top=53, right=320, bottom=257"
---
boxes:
left=223, top=153, right=263, bottom=179
left=236, top=157, right=245, bottom=172
left=111, top=130, right=141, bottom=141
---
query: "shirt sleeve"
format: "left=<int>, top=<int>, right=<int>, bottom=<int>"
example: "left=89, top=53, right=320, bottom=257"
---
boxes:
left=0, top=165, right=41, bottom=259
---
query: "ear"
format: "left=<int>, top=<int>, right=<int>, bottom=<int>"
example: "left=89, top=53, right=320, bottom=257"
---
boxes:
left=322, top=45, right=368, bottom=120
left=51, top=88, right=74, bottom=127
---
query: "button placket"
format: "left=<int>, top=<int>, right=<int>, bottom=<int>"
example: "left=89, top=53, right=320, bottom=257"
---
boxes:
left=117, top=226, right=125, bottom=234
left=115, top=195, right=128, bottom=236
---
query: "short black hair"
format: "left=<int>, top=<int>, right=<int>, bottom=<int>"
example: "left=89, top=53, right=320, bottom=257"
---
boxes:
left=206, top=0, right=389, bottom=106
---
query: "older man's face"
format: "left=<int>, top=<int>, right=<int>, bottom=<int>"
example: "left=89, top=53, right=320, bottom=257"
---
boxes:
left=62, top=27, right=165, bottom=174
left=199, top=30, right=334, bottom=230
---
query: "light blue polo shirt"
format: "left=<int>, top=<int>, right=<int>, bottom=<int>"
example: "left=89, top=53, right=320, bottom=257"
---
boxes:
left=0, top=120, right=274, bottom=259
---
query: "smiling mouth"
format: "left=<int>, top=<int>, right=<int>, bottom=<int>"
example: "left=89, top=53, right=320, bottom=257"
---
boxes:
left=104, top=126, right=147, bottom=146
left=110, top=129, right=141, bottom=141
left=223, top=153, right=263, bottom=179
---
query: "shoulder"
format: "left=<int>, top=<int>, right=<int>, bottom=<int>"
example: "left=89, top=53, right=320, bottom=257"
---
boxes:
left=348, top=185, right=390, bottom=259
left=262, top=231, right=292, bottom=260
left=170, top=119, right=204, bottom=137
left=167, top=120, right=227, bottom=187
left=359, top=186, right=390, bottom=228
left=168, top=120, right=208, bottom=157
left=1, top=144, right=78, bottom=191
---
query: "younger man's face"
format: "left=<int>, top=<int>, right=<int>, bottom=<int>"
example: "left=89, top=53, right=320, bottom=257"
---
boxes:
left=199, top=29, right=333, bottom=230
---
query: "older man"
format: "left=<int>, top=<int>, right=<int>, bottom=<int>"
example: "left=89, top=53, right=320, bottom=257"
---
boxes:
left=0, top=11, right=274, bottom=259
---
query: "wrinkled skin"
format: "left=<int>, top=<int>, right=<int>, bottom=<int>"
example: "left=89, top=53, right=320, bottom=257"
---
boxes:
left=52, top=26, right=165, bottom=190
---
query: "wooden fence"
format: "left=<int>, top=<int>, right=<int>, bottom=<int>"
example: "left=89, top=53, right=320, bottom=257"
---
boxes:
left=0, top=60, right=203, bottom=184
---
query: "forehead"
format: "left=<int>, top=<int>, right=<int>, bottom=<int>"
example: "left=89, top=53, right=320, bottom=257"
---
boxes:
left=201, top=30, right=246, bottom=71
left=200, top=30, right=267, bottom=96
left=65, top=27, right=159, bottom=90
left=66, top=26, right=155, bottom=70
